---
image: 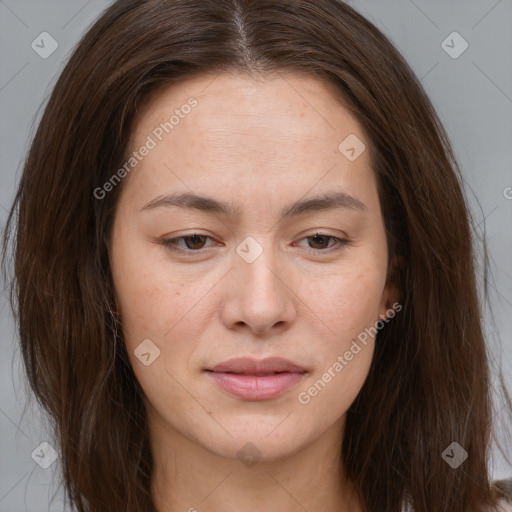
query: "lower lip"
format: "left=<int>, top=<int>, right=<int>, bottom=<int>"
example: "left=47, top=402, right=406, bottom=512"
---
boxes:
left=205, top=371, right=306, bottom=400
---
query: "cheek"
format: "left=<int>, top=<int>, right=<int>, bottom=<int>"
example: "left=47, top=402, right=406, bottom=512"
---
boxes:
left=301, top=346, right=374, bottom=432
left=294, top=258, right=385, bottom=405
left=296, top=268, right=381, bottom=422
left=110, top=226, right=187, bottom=342
left=306, top=262, right=386, bottom=340
left=111, top=258, right=170, bottom=346
left=110, top=234, right=218, bottom=384
left=110, top=249, right=203, bottom=410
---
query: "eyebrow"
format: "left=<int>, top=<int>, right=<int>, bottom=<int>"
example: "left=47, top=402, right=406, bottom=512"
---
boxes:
left=140, top=190, right=367, bottom=219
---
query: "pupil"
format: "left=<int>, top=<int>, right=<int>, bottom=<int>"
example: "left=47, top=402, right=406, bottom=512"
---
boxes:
left=187, top=235, right=205, bottom=249
left=311, top=235, right=328, bottom=248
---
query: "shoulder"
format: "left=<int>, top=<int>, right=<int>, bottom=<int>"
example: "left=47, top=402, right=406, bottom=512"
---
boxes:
left=401, top=478, right=512, bottom=512
left=493, top=498, right=512, bottom=512
left=495, top=498, right=512, bottom=512
left=493, top=478, right=512, bottom=511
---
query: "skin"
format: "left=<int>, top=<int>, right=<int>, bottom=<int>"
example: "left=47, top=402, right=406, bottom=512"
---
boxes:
left=109, top=69, right=398, bottom=512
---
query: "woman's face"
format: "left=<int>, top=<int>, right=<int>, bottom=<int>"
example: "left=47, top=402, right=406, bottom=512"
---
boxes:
left=110, top=70, right=394, bottom=462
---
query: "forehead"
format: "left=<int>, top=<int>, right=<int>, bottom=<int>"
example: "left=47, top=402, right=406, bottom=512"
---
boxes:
left=133, top=69, right=360, bottom=145
left=138, top=68, right=350, bottom=113
left=122, top=70, right=377, bottom=214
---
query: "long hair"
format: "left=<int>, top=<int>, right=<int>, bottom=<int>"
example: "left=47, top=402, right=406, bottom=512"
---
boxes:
left=2, top=1, right=511, bottom=511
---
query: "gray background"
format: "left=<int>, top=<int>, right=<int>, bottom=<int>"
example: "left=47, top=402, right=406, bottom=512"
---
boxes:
left=1, top=1, right=511, bottom=510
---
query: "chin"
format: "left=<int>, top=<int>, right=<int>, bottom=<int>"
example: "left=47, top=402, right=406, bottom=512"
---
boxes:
left=187, top=414, right=312, bottom=464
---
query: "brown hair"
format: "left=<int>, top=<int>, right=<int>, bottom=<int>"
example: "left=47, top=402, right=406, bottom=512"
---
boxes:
left=2, top=0, right=511, bottom=511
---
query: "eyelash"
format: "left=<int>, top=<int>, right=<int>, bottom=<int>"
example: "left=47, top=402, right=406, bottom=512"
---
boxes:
left=161, top=233, right=350, bottom=256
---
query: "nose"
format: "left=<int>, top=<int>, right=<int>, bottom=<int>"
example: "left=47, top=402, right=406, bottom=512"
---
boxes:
left=219, top=241, right=297, bottom=336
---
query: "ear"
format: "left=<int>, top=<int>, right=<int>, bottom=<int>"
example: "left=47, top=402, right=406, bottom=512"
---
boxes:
left=379, top=254, right=403, bottom=320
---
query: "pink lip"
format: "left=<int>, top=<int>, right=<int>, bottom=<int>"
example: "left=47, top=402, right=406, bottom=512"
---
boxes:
left=204, top=357, right=308, bottom=401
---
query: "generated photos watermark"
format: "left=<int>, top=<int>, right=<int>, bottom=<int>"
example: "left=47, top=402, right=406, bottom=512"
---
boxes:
left=298, top=301, right=402, bottom=405
left=93, top=97, right=198, bottom=200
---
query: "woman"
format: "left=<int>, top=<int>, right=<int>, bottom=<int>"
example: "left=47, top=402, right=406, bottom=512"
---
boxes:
left=2, top=0, right=511, bottom=511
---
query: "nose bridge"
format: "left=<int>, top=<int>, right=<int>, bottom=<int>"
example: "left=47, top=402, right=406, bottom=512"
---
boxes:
left=228, top=234, right=295, bottom=331
left=235, top=234, right=282, bottom=296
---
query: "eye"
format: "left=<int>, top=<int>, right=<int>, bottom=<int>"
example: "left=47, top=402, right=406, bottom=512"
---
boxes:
left=161, top=232, right=350, bottom=256
left=162, top=234, right=217, bottom=254
left=294, top=233, right=350, bottom=252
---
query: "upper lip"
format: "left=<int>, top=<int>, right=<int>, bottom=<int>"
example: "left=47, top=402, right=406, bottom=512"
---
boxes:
left=206, top=357, right=308, bottom=375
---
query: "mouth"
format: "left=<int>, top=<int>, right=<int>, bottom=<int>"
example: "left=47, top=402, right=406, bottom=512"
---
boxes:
left=204, top=357, right=308, bottom=401
left=205, top=356, right=308, bottom=374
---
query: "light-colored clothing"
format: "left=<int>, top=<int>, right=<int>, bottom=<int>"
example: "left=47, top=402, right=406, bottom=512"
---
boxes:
left=399, top=478, right=512, bottom=511
left=494, top=478, right=512, bottom=511
left=497, top=498, right=512, bottom=512
left=400, top=498, right=512, bottom=511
